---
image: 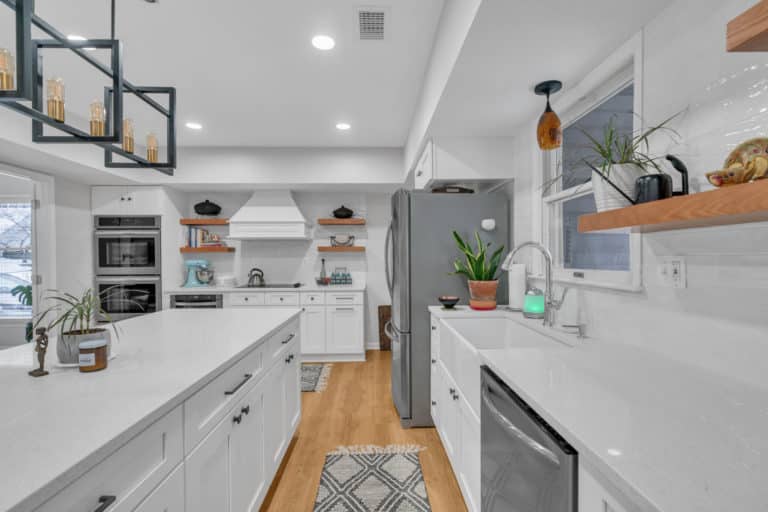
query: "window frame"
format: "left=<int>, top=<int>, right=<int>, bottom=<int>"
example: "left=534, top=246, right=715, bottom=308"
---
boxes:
left=0, top=194, right=34, bottom=319
left=538, top=34, right=644, bottom=292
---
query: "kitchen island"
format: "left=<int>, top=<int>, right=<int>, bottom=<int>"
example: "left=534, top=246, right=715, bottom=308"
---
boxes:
left=0, top=308, right=302, bottom=512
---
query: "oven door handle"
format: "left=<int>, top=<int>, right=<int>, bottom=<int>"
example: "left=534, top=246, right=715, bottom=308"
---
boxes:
left=95, top=230, right=161, bottom=237
left=481, top=386, right=560, bottom=467
left=96, top=276, right=161, bottom=283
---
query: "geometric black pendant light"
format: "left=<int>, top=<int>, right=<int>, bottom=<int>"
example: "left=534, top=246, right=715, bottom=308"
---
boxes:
left=0, top=0, right=176, bottom=175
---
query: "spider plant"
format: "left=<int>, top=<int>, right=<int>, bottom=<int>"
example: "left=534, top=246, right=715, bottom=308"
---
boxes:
left=35, top=288, right=120, bottom=338
left=451, top=231, right=505, bottom=282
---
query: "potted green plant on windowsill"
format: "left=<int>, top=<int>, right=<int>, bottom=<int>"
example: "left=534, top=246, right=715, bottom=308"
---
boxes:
left=582, top=115, right=679, bottom=212
left=451, top=231, right=505, bottom=311
left=10, top=284, right=33, bottom=343
left=36, top=288, right=120, bottom=364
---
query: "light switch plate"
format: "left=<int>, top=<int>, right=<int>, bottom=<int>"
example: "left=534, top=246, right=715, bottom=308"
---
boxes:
left=659, top=256, right=687, bottom=288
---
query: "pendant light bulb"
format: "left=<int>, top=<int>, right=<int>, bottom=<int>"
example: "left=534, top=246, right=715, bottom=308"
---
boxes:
left=535, top=80, right=563, bottom=151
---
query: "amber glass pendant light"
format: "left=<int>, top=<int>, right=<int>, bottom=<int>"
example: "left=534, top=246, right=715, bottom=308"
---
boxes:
left=535, top=80, right=563, bottom=151
left=146, top=132, right=158, bottom=163
left=123, top=118, right=135, bottom=154
left=89, top=100, right=106, bottom=136
left=46, top=77, right=65, bottom=122
left=0, top=49, right=14, bottom=91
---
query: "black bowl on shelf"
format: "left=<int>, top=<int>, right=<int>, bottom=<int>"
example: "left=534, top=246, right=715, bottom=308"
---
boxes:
left=332, top=205, right=354, bottom=219
left=194, top=200, right=222, bottom=216
left=438, top=296, right=460, bottom=309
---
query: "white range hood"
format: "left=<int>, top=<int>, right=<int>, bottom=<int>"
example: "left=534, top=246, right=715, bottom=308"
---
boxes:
left=228, top=191, right=310, bottom=240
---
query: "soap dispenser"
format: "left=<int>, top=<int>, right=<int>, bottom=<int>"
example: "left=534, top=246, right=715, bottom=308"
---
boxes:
left=523, top=287, right=546, bottom=319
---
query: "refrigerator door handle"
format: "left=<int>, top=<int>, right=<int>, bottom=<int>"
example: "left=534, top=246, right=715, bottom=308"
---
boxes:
left=385, top=221, right=394, bottom=298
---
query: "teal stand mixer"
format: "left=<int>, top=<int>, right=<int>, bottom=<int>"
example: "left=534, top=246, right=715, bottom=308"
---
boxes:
left=184, top=259, right=212, bottom=287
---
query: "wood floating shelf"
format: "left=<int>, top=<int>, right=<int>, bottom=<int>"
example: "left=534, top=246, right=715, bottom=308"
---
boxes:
left=578, top=180, right=768, bottom=233
left=317, top=218, right=366, bottom=225
left=180, top=246, right=235, bottom=254
left=317, top=246, right=366, bottom=253
left=180, top=218, right=230, bottom=226
left=727, top=0, right=768, bottom=52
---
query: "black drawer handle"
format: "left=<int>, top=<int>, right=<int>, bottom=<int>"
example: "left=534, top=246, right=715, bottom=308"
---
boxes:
left=431, top=358, right=436, bottom=364
left=224, top=373, right=252, bottom=396
left=94, top=496, right=116, bottom=512
left=281, top=333, right=295, bottom=345
left=233, top=413, right=243, bottom=424
left=241, top=405, right=250, bottom=415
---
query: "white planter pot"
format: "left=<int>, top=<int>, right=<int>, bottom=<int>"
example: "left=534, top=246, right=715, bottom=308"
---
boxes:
left=592, top=164, right=645, bottom=212
left=57, top=329, right=112, bottom=365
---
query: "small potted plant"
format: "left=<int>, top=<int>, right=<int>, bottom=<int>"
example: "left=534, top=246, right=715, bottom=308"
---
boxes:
left=10, top=284, right=33, bottom=343
left=36, top=288, right=118, bottom=365
left=451, top=231, right=505, bottom=310
left=582, top=115, right=678, bottom=212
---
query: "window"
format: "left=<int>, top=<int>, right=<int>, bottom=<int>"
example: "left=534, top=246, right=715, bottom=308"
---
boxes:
left=0, top=200, right=33, bottom=317
left=542, top=76, right=641, bottom=290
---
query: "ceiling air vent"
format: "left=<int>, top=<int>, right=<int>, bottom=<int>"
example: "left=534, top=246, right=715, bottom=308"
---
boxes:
left=359, top=9, right=385, bottom=40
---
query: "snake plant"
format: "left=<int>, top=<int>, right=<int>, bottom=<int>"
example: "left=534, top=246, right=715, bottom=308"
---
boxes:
left=451, top=231, right=505, bottom=282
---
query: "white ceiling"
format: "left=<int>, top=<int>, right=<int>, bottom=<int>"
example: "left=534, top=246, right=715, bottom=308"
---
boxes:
left=28, top=0, right=445, bottom=147
left=429, top=0, right=674, bottom=137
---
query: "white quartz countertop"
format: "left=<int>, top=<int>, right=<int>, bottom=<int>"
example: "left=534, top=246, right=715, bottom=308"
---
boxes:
left=164, top=283, right=366, bottom=294
left=430, top=306, right=768, bottom=512
left=0, top=308, right=301, bottom=512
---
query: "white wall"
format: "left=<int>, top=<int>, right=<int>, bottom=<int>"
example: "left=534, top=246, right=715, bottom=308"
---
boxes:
left=53, top=177, right=94, bottom=298
left=510, top=0, right=768, bottom=388
left=177, top=191, right=392, bottom=348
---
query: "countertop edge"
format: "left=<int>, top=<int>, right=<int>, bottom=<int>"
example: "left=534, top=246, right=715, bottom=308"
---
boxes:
left=8, top=309, right=302, bottom=512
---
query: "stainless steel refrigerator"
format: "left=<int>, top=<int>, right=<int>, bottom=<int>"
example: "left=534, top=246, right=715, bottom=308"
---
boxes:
left=385, top=189, right=509, bottom=427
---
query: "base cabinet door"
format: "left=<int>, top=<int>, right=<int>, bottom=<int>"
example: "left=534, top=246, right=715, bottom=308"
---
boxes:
left=458, top=400, right=481, bottom=512
left=264, top=360, right=287, bottom=479
left=326, top=305, right=363, bottom=354
left=284, top=343, right=301, bottom=434
left=430, top=357, right=441, bottom=431
left=231, top=382, right=267, bottom=512
left=185, top=414, right=232, bottom=512
left=134, top=464, right=185, bottom=512
left=439, top=365, right=460, bottom=463
left=301, top=306, right=326, bottom=354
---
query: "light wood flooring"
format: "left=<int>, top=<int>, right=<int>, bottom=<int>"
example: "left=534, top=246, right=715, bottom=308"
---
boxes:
left=261, top=350, right=467, bottom=511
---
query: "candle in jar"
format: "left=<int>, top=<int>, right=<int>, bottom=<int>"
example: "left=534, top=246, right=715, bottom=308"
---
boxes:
left=122, top=118, right=135, bottom=153
left=146, top=132, right=158, bottom=163
left=46, top=77, right=65, bottom=122
left=0, top=49, right=14, bottom=91
left=89, top=100, right=105, bottom=136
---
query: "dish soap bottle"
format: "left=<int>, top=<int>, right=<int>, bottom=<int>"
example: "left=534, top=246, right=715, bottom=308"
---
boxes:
left=320, top=258, right=327, bottom=282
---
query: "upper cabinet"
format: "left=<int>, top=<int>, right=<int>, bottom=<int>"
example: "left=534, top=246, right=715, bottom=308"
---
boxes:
left=413, top=137, right=513, bottom=190
left=92, top=187, right=167, bottom=216
left=727, top=0, right=768, bottom=52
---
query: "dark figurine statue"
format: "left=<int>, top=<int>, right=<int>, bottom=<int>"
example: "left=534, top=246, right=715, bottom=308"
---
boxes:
left=28, top=327, right=49, bottom=378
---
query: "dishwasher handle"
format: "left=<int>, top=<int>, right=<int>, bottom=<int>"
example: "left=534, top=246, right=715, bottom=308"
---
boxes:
left=482, top=385, right=560, bottom=467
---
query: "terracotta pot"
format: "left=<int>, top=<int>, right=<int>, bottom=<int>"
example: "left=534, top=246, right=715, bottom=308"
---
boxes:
left=468, top=280, right=499, bottom=311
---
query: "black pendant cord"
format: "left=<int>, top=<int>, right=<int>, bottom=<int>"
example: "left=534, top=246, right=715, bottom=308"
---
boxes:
left=110, top=0, right=116, bottom=40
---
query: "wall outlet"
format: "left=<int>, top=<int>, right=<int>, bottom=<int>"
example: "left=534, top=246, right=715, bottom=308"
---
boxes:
left=658, top=256, right=687, bottom=288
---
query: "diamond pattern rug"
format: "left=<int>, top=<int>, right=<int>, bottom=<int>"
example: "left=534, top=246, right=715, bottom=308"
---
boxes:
left=302, top=363, right=333, bottom=392
left=314, top=445, right=431, bottom=511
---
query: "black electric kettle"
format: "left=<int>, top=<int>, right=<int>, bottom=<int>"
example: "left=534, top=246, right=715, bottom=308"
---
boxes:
left=587, top=155, right=689, bottom=206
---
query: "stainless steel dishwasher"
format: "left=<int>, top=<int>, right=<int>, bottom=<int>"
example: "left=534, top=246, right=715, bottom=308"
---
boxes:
left=481, top=366, right=577, bottom=511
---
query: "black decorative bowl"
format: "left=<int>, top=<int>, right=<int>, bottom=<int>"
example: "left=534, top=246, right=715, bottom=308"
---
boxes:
left=438, top=296, right=460, bottom=309
left=333, top=205, right=354, bottom=219
left=194, top=200, right=222, bottom=216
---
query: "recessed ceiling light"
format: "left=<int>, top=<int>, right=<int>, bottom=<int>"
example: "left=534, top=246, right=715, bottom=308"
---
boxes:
left=312, top=35, right=336, bottom=51
left=336, top=122, right=351, bottom=131
left=185, top=121, right=203, bottom=130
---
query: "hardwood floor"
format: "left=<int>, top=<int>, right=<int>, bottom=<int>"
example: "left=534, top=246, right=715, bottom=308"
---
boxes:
left=261, top=350, right=467, bottom=511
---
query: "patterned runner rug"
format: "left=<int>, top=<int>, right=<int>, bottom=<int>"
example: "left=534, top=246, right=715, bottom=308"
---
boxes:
left=313, top=445, right=431, bottom=511
left=302, top=363, right=333, bottom=392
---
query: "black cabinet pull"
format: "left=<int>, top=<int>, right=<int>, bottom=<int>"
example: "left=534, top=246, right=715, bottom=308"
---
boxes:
left=233, top=413, right=243, bottom=424
left=94, top=496, right=116, bottom=512
left=431, top=358, right=436, bottom=364
left=241, top=405, right=250, bottom=416
left=224, top=374, right=252, bottom=396
left=281, top=333, right=295, bottom=344
left=431, top=400, right=437, bottom=406
left=285, top=356, right=290, bottom=363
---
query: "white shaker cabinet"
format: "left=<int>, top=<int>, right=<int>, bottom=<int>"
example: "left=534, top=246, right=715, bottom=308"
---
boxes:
left=91, top=186, right=166, bottom=216
left=412, top=138, right=514, bottom=190
left=413, top=141, right=434, bottom=190
left=301, top=306, right=326, bottom=354
left=133, top=464, right=185, bottom=512
left=185, top=412, right=233, bottom=512
left=231, top=381, right=268, bottom=512
left=326, top=305, right=364, bottom=354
